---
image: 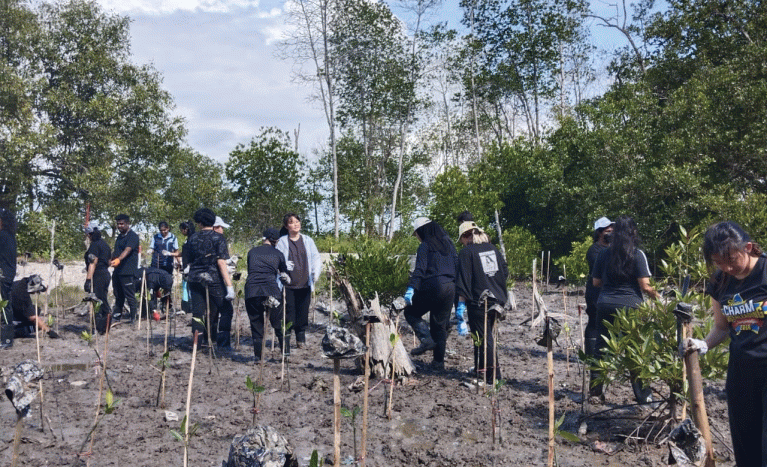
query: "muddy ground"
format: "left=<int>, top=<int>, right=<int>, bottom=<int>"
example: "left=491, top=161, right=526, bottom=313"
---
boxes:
left=1, top=262, right=735, bottom=466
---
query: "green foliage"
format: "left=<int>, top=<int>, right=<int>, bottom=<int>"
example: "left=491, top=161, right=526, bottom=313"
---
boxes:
left=657, top=225, right=708, bottom=291
left=429, top=166, right=496, bottom=233
left=589, top=297, right=728, bottom=410
left=170, top=415, right=200, bottom=443
left=334, top=237, right=414, bottom=303
left=309, top=449, right=323, bottom=467
left=502, top=226, right=541, bottom=280
left=555, top=412, right=580, bottom=443
left=553, top=237, right=591, bottom=286
left=103, top=389, right=119, bottom=415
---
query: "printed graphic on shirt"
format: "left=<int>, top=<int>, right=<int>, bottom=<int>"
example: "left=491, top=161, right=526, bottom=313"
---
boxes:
left=479, top=250, right=499, bottom=277
left=723, top=293, right=767, bottom=334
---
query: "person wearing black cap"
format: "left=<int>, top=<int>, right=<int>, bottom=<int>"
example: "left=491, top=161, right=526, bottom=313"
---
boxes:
left=110, top=214, right=140, bottom=322
left=11, top=275, right=58, bottom=338
left=402, top=217, right=458, bottom=370
left=584, top=216, right=613, bottom=393
left=0, top=208, right=17, bottom=348
left=186, top=208, right=234, bottom=347
left=245, top=228, right=290, bottom=360
left=84, top=221, right=112, bottom=333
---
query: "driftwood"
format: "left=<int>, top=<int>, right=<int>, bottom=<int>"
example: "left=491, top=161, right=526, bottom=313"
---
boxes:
left=329, top=267, right=414, bottom=379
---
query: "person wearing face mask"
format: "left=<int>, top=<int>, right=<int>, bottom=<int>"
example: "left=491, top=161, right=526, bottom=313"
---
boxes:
left=682, top=221, right=767, bottom=467
left=110, top=214, right=140, bottom=322
left=584, top=216, right=613, bottom=394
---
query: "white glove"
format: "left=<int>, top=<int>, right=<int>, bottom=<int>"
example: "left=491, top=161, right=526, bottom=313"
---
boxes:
left=147, top=248, right=154, bottom=256
left=225, top=286, right=235, bottom=301
left=681, top=338, right=708, bottom=357
left=286, top=260, right=294, bottom=271
left=161, top=250, right=173, bottom=256
left=279, top=272, right=291, bottom=285
left=183, top=265, right=190, bottom=274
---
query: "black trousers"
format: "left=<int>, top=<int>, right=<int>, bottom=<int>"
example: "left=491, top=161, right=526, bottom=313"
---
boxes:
left=595, top=302, right=652, bottom=403
left=284, top=287, right=311, bottom=342
left=245, top=296, right=283, bottom=342
left=112, top=273, right=138, bottom=319
left=92, top=268, right=111, bottom=314
left=467, top=302, right=501, bottom=383
left=404, top=282, right=454, bottom=363
left=726, top=357, right=767, bottom=467
left=584, top=284, right=600, bottom=341
left=217, top=298, right=234, bottom=346
left=1, top=280, right=12, bottom=325
left=189, top=281, right=223, bottom=345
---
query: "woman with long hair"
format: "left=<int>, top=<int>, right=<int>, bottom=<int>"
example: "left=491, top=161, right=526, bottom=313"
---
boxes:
left=684, top=221, right=767, bottom=467
left=403, top=217, right=458, bottom=370
left=84, top=221, right=112, bottom=334
left=591, top=215, right=659, bottom=402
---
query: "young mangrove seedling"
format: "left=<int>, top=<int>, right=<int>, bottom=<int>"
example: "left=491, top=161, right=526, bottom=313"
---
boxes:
left=79, top=389, right=120, bottom=460
left=245, top=375, right=265, bottom=425
left=386, top=331, right=400, bottom=419
left=309, top=449, right=323, bottom=467
left=170, top=414, right=200, bottom=467
left=340, top=405, right=361, bottom=462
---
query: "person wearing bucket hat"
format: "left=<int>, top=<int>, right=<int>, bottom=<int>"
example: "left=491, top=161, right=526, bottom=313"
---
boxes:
left=583, top=216, right=613, bottom=392
left=403, top=217, right=458, bottom=370
left=245, top=228, right=290, bottom=360
left=84, top=221, right=112, bottom=333
left=456, top=221, right=508, bottom=383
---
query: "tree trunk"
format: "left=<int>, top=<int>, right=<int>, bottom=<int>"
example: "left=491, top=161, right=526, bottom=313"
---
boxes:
left=329, top=267, right=414, bottom=378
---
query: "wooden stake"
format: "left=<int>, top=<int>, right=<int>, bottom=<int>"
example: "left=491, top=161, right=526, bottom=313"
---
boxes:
left=531, top=259, right=537, bottom=327
left=333, top=358, right=341, bottom=467
left=138, top=269, right=146, bottom=331
left=183, top=331, right=199, bottom=467
left=34, top=296, right=44, bottom=433
left=360, top=322, right=371, bottom=467
left=685, top=328, right=715, bottom=467
left=483, top=297, right=488, bottom=390
left=386, top=314, right=400, bottom=419
left=158, top=298, right=171, bottom=408
left=546, top=251, right=551, bottom=292
left=281, top=287, right=287, bottom=386
left=547, top=317, right=555, bottom=467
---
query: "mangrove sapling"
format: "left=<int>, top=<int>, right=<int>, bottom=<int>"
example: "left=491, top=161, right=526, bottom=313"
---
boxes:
left=138, top=269, right=146, bottom=330
left=176, top=330, right=200, bottom=467
left=170, top=415, right=200, bottom=467
left=553, top=412, right=581, bottom=466
left=309, top=449, right=323, bottom=467
left=245, top=376, right=265, bottom=425
left=340, top=405, right=361, bottom=462
left=385, top=329, right=400, bottom=420
left=79, top=319, right=117, bottom=461
left=471, top=331, right=483, bottom=394
left=157, top=298, right=172, bottom=408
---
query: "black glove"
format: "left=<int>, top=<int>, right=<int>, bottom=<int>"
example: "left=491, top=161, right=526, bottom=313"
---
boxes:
left=47, top=329, right=60, bottom=339
left=84, top=279, right=92, bottom=293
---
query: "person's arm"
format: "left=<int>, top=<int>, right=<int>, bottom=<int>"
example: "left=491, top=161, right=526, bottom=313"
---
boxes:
left=408, top=243, right=428, bottom=290
left=217, top=258, right=232, bottom=288
left=308, top=236, right=322, bottom=284
left=637, top=277, right=659, bottom=300
left=86, top=255, right=97, bottom=281
left=704, top=299, right=731, bottom=349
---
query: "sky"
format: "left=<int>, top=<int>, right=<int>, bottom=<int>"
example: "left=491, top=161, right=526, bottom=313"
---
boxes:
left=95, top=0, right=631, bottom=164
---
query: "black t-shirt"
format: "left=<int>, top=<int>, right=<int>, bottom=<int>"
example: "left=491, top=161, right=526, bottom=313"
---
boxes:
left=0, top=230, right=17, bottom=285
left=287, top=236, right=309, bottom=289
left=456, top=242, right=508, bottom=307
left=407, top=236, right=458, bottom=291
left=707, top=255, right=767, bottom=360
left=85, top=239, right=111, bottom=272
left=113, top=229, right=140, bottom=276
left=135, top=267, right=173, bottom=293
left=585, top=242, right=608, bottom=302
left=245, top=244, right=287, bottom=299
left=11, top=279, right=34, bottom=324
left=593, top=247, right=652, bottom=308
left=186, top=229, right=229, bottom=294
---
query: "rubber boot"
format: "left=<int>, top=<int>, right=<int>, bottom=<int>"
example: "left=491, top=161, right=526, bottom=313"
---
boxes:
left=253, top=340, right=262, bottom=361
left=217, top=331, right=231, bottom=350
left=411, top=321, right=436, bottom=356
left=585, top=337, right=603, bottom=397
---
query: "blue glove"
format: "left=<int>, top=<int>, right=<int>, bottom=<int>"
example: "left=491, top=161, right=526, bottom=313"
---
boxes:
left=404, top=287, right=414, bottom=306
left=456, top=302, right=468, bottom=336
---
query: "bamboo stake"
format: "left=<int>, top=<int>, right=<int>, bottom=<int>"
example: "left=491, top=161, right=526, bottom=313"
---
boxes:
left=158, top=298, right=171, bottom=408
left=483, top=296, right=488, bottom=390
left=333, top=358, right=341, bottom=467
left=547, top=317, right=555, bottom=467
left=563, top=265, right=570, bottom=376
left=234, top=286, right=241, bottom=349
left=386, top=314, right=400, bottom=419
left=546, top=251, right=551, bottom=292
left=531, top=259, right=537, bottom=327
left=183, top=331, right=199, bottom=467
left=491, top=312, right=498, bottom=445
left=281, top=287, right=287, bottom=385
left=138, top=269, right=146, bottom=331
left=360, top=321, right=371, bottom=467
left=540, top=252, right=544, bottom=291
left=205, top=286, right=215, bottom=364
left=34, top=296, right=44, bottom=433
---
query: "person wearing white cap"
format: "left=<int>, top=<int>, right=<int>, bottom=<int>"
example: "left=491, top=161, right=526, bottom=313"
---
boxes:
left=212, top=215, right=235, bottom=349
left=584, top=216, right=613, bottom=393
left=455, top=221, right=508, bottom=383
left=84, top=221, right=112, bottom=333
left=403, top=217, right=458, bottom=370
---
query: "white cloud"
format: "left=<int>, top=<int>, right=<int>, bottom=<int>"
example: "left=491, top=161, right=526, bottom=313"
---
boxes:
left=98, top=0, right=264, bottom=15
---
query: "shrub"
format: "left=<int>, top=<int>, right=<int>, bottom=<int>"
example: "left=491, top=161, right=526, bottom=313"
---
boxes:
left=333, top=237, right=415, bottom=304
left=502, top=226, right=541, bottom=280
left=553, top=237, right=591, bottom=286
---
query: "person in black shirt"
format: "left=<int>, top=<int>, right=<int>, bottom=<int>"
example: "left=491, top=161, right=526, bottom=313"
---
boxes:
left=402, top=217, right=458, bottom=370
left=245, top=228, right=289, bottom=360
left=177, top=221, right=195, bottom=314
left=683, top=221, right=767, bottom=467
left=584, top=216, right=613, bottom=391
left=84, top=221, right=112, bottom=333
left=12, top=275, right=58, bottom=338
left=186, top=208, right=234, bottom=347
left=0, top=208, right=17, bottom=348
left=110, top=214, right=140, bottom=322
left=592, top=215, right=659, bottom=402
left=135, top=267, right=173, bottom=319
left=456, top=221, right=508, bottom=383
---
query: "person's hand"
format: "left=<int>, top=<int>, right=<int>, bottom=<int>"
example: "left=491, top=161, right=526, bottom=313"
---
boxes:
left=47, top=329, right=60, bottom=339
left=162, top=250, right=173, bottom=256
left=403, top=287, right=414, bottom=306
left=83, top=279, right=92, bottom=293
left=680, top=337, right=708, bottom=357
left=279, top=272, right=291, bottom=285
left=225, top=286, right=235, bottom=300
left=455, top=301, right=468, bottom=336
left=110, top=258, right=120, bottom=268
left=286, top=260, right=294, bottom=271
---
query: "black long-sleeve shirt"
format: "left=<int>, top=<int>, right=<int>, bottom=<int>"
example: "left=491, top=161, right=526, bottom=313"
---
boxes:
left=456, top=242, right=508, bottom=307
left=407, top=237, right=458, bottom=292
left=245, top=244, right=288, bottom=299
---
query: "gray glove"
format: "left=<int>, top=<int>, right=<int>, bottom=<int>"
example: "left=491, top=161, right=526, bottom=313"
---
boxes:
left=225, top=286, right=235, bottom=301
left=279, top=272, right=291, bottom=285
